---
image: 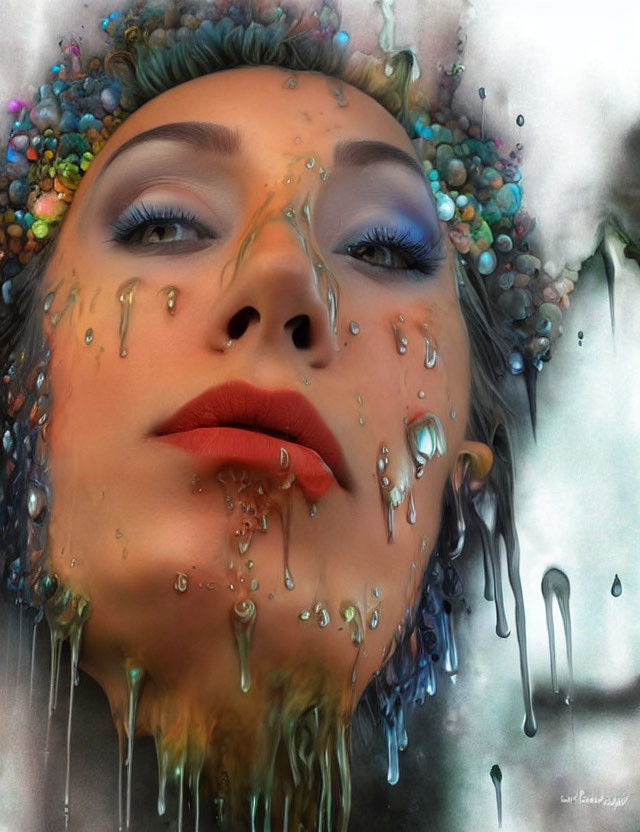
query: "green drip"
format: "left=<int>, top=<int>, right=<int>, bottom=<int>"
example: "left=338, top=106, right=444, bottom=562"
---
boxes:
left=125, top=665, right=145, bottom=830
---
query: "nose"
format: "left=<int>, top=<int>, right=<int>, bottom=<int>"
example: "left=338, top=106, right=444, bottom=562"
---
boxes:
left=208, top=218, right=336, bottom=368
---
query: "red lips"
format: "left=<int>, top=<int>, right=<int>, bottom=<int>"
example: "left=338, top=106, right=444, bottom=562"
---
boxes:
left=154, top=381, right=348, bottom=500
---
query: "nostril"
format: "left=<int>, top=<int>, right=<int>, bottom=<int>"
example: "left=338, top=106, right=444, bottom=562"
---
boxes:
left=286, top=315, right=312, bottom=349
left=227, top=306, right=260, bottom=340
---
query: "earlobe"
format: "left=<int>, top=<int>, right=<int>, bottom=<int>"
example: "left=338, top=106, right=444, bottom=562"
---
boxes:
left=455, top=440, right=494, bottom=493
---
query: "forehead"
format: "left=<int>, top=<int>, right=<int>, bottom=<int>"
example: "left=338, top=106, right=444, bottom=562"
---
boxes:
left=97, top=66, right=413, bottom=162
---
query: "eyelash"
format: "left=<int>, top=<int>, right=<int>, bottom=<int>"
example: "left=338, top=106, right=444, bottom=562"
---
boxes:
left=109, top=202, right=214, bottom=246
left=345, top=227, right=445, bottom=277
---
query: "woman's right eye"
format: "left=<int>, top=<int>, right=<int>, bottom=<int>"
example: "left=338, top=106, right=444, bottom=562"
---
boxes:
left=109, top=202, right=216, bottom=249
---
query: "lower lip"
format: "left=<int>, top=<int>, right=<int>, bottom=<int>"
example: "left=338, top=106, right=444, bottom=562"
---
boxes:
left=158, top=427, right=335, bottom=501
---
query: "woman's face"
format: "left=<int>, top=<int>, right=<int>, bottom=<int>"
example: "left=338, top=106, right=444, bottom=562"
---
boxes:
left=41, top=67, right=480, bottom=730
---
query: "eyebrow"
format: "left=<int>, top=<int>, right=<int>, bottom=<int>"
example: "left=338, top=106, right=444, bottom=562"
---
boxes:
left=98, top=121, right=240, bottom=175
left=333, top=139, right=425, bottom=181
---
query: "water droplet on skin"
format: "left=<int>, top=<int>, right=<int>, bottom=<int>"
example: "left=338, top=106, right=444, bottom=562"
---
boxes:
left=450, top=409, right=456, bottom=419
left=284, top=568, right=295, bottom=591
left=159, top=285, right=179, bottom=315
left=283, top=206, right=296, bottom=220
left=406, top=414, right=447, bottom=478
left=294, top=135, right=301, bottom=144
left=516, top=113, right=525, bottom=126
left=174, top=572, right=188, bottom=593
left=116, top=278, right=140, bottom=358
left=250, top=579, right=259, bottom=592
left=36, top=371, right=46, bottom=390
left=50, top=285, right=78, bottom=327
left=298, top=610, right=311, bottom=621
left=417, top=390, right=425, bottom=399
left=305, top=158, right=316, bottom=169
left=280, top=447, right=290, bottom=469
left=541, top=568, right=573, bottom=703
left=423, top=336, right=437, bottom=368
left=84, top=327, right=94, bottom=345
left=43, top=290, right=56, bottom=312
left=490, top=764, right=503, bottom=828
left=319, top=168, right=329, bottom=181
left=268, top=593, right=275, bottom=600
left=115, top=528, right=123, bottom=539
left=206, top=582, right=215, bottom=590
left=247, top=560, right=255, bottom=570
left=309, top=502, right=317, bottom=518
left=232, top=599, right=257, bottom=693
left=407, top=490, right=416, bottom=524
left=328, top=79, right=348, bottom=107
left=356, top=394, right=363, bottom=406
left=317, top=607, right=331, bottom=628
left=359, top=417, right=365, bottom=426
left=349, top=321, right=360, bottom=335
left=302, top=377, right=311, bottom=386
left=372, top=587, right=380, bottom=598
left=392, top=321, right=408, bottom=355
left=70, top=559, right=76, bottom=568
left=284, top=76, right=298, bottom=89
left=611, top=574, right=622, bottom=597
left=369, top=609, right=379, bottom=629
left=224, top=339, right=233, bottom=349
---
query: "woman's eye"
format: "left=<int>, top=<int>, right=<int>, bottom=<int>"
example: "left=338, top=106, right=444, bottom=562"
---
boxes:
left=109, top=202, right=215, bottom=249
left=138, top=222, right=201, bottom=245
left=344, top=227, right=444, bottom=277
left=347, top=242, right=412, bottom=269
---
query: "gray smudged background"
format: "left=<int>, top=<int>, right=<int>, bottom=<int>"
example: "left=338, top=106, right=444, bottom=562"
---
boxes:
left=0, top=1, right=639, bottom=830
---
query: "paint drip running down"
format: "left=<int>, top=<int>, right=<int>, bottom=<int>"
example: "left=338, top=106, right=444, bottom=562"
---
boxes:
left=490, top=764, right=503, bottom=829
left=541, top=567, right=573, bottom=704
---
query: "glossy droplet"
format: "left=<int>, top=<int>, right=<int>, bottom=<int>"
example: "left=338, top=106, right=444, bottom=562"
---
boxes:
left=250, top=579, right=259, bottom=592
left=478, top=86, right=487, bottom=99
left=369, top=608, right=379, bottom=629
left=424, top=337, right=437, bottom=368
left=43, top=290, right=56, bottom=312
left=319, top=168, right=329, bottom=181
left=50, top=286, right=78, bottom=327
left=174, top=572, right=188, bottom=593
left=298, top=610, right=311, bottom=621
left=516, top=114, right=525, bottom=127
left=417, top=390, right=425, bottom=399
left=284, top=76, right=298, bottom=89
left=232, top=599, right=256, bottom=693
left=611, top=574, right=622, bottom=597
left=349, top=320, right=360, bottom=335
left=392, top=322, right=408, bottom=355
left=490, top=764, right=503, bottom=829
left=84, top=328, right=93, bottom=345
left=309, top=502, right=318, bottom=518
left=450, top=409, right=456, bottom=419
left=280, top=447, right=290, bottom=469
left=117, top=278, right=140, bottom=358
left=407, top=414, right=447, bottom=478
left=315, top=604, right=330, bottom=628
left=160, top=285, right=179, bottom=315
left=305, top=158, right=315, bottom=169
left=284, top=567, right=295, bottom=591
left=407, top=490, right=416, bottom=524
left=27, top=483, right=46, bottom=520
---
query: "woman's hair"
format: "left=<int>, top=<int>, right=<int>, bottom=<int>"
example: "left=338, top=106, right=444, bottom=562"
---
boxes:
left=0, top=0, right=534, bottom=781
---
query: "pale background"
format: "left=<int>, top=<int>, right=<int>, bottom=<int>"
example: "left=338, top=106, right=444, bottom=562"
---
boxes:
left=0, top=1, right=639, bottom=830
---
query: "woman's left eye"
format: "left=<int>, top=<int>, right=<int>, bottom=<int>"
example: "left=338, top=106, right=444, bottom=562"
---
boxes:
left=345, top=227, right=444, bottom=277
left=109, top=202, right=215, bottom=248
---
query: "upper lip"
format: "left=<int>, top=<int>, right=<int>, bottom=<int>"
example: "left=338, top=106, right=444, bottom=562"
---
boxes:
left=154, top=380, right=350, bottom=489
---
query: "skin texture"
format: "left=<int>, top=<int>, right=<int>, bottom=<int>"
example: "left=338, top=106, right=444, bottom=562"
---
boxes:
left=40, top=67, right=491, bottom=769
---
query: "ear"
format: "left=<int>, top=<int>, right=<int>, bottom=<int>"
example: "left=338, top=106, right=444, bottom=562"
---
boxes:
left=454, top=440, right=494, bottom=493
